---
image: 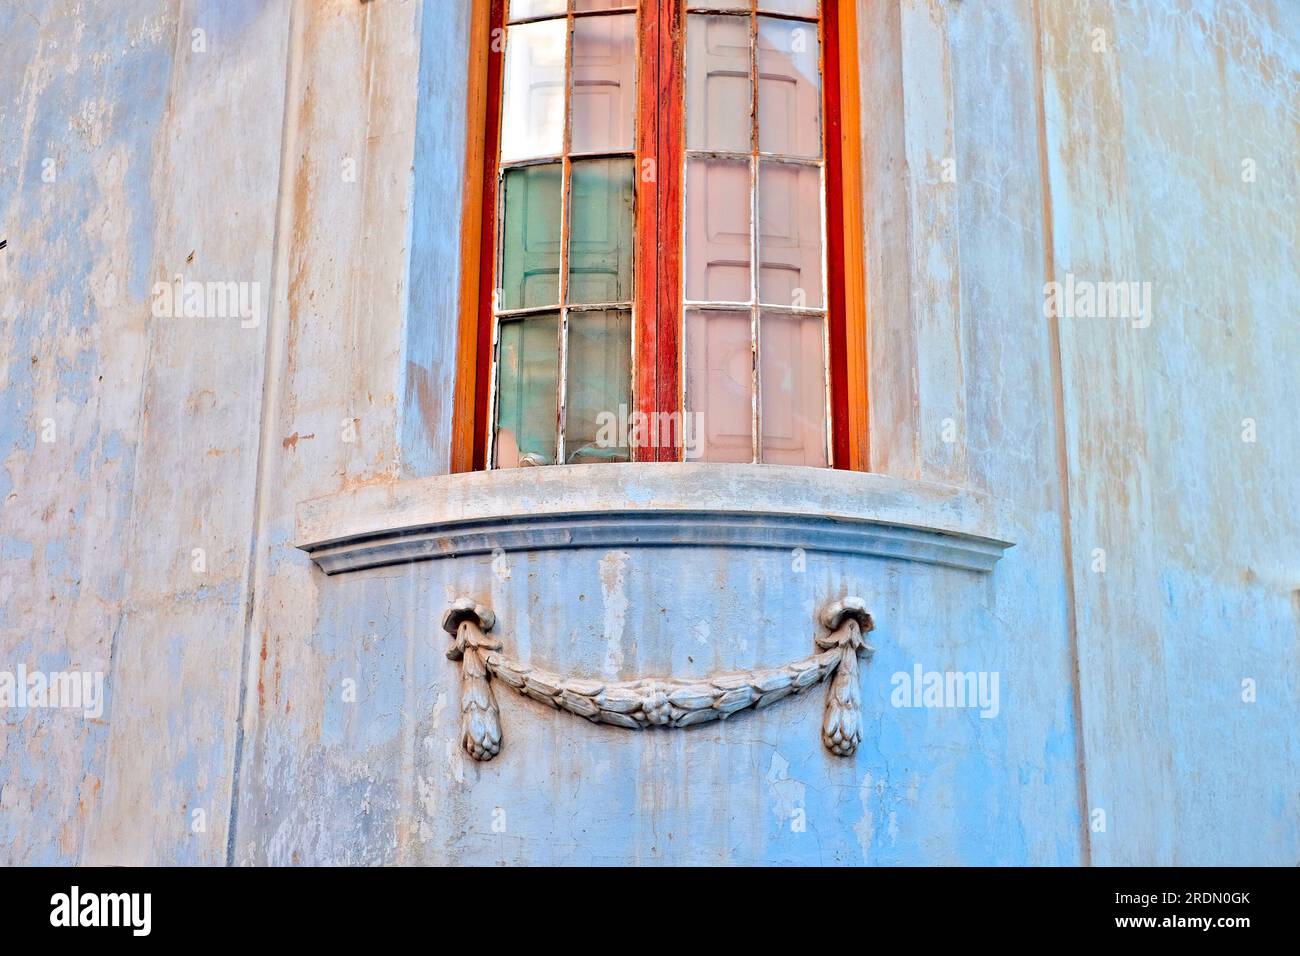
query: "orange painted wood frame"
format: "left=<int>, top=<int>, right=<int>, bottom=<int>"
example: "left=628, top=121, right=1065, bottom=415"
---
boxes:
left=451, top=0, right=868, bottom=473
left=452, top=0, right=504, bottom=473
left=824, top=0, right=869, bottom=471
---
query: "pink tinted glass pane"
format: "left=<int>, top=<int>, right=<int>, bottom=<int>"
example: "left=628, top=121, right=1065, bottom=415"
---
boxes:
left=685, top=158, right=751, bottom=302
left=510, top=0, right=565, bottom=20
left=685, top=310, right=753, bottom=462
left=757, top=17, right=821, bottom=158
left=757, top=0, right=819, bottom=16
left=758, top=161, right=823, bottom=307
left=688, top=0, right=749, bottom=9
left=760, top=311, right=827, bottom=466
left=572, top=14, right=636, bottom=153
left=685, top=15, right=752, bottom=153
left=501, top=19, right=568, bottom=161
left=575, top=0, right=635, bottom=10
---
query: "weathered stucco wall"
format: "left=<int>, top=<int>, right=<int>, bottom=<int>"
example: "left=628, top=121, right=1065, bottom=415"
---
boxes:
left=2, top=0, right=289, bottom=865
left=1, top=0, right=1295, bottom=865
left=1041, top=0, right=1300, bottom=864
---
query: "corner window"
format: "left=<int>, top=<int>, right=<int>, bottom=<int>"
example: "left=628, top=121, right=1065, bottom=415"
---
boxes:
left=454, top=0, right=866, bottom=470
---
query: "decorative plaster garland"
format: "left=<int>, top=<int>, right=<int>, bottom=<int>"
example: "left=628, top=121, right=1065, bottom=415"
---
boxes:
left=443, top=596, right=875, bottom=760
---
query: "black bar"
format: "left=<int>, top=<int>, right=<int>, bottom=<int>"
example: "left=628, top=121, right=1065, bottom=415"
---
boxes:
left=0, top=866, right=1285, bottom=943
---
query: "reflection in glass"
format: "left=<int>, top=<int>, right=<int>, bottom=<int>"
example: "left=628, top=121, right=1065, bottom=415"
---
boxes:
left=501, top=19, right=567, bottom=162
left=574, top=0, right=635, bottom=11
left=499, top=163, right=563, bottom=310
left=510, top=0, right=566, bottom=22
left=685, top=309, right=753, bottom=463
left=759, top=161, right=823, bottom=307
left=568, top=159, right=636, bottom=305
left=686, top=15, right=752, bottom=153
left=757, top=16, right=821, bottom=158
left=685, top=158, right=751, bottom=303
left=572, top=14, right=637, bottom=154
left=495, top=315, right=560, bottom=468
left=565, top=309, right=632, bottom=463
left=757, top=0, right=819, bottom=16
left=760, top=310, right=827, bottom=466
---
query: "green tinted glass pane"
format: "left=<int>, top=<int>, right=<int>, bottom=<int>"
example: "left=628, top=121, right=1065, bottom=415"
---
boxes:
left=567, top=159, right=635, bottom=305
left=564, top=309, right=631, bottom=464
left=500, top=163, right=562, bottom=310
left=495, top=315, right=559, bottom=467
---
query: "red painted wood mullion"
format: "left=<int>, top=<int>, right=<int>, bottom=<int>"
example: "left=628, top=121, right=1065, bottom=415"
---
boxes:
left=656, top=0, right=684, bottom=460
left=633, top=0, right=662, bottom=461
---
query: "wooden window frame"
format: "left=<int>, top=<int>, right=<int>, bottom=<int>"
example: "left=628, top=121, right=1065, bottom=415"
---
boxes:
left=451, top=0, right=867, bottom=472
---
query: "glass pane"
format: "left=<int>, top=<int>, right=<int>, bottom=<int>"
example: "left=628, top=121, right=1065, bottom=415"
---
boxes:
left=501, top=19, right=567, bottom=162
left=568, top=158, right=635, bottom=305
left=510, top=0, right=566, bottom=21
left=499, top=163, right=563, bottom=310
left=565, top=309, right=632, bottom=464
left=495, top=315, right=560, bottom=468
left=757, top=16, right=821, bottom=158
left=688, top=0, right=749, bottom=9
left=685, top=14, right=752, bottom=153
left=574, top=0, right=635, bottom=10
left=571, top=14, right=637, bottom=154
left=758, top=161, right=823, bottom=308
left=758, top=0, right=819, bottom=16
left=760, top=311, right=827, bottom=466
left=685, top=158, right=751, bottom=302
left=685, top=310, right=753, bottom=463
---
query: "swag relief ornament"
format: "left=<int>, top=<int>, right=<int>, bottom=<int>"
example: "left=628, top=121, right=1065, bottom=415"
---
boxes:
left=443, top=595, right=875, bottom=760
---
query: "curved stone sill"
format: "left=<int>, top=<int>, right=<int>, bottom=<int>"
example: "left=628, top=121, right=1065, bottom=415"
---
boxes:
left=295, top=463, right=1015, bottom=575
